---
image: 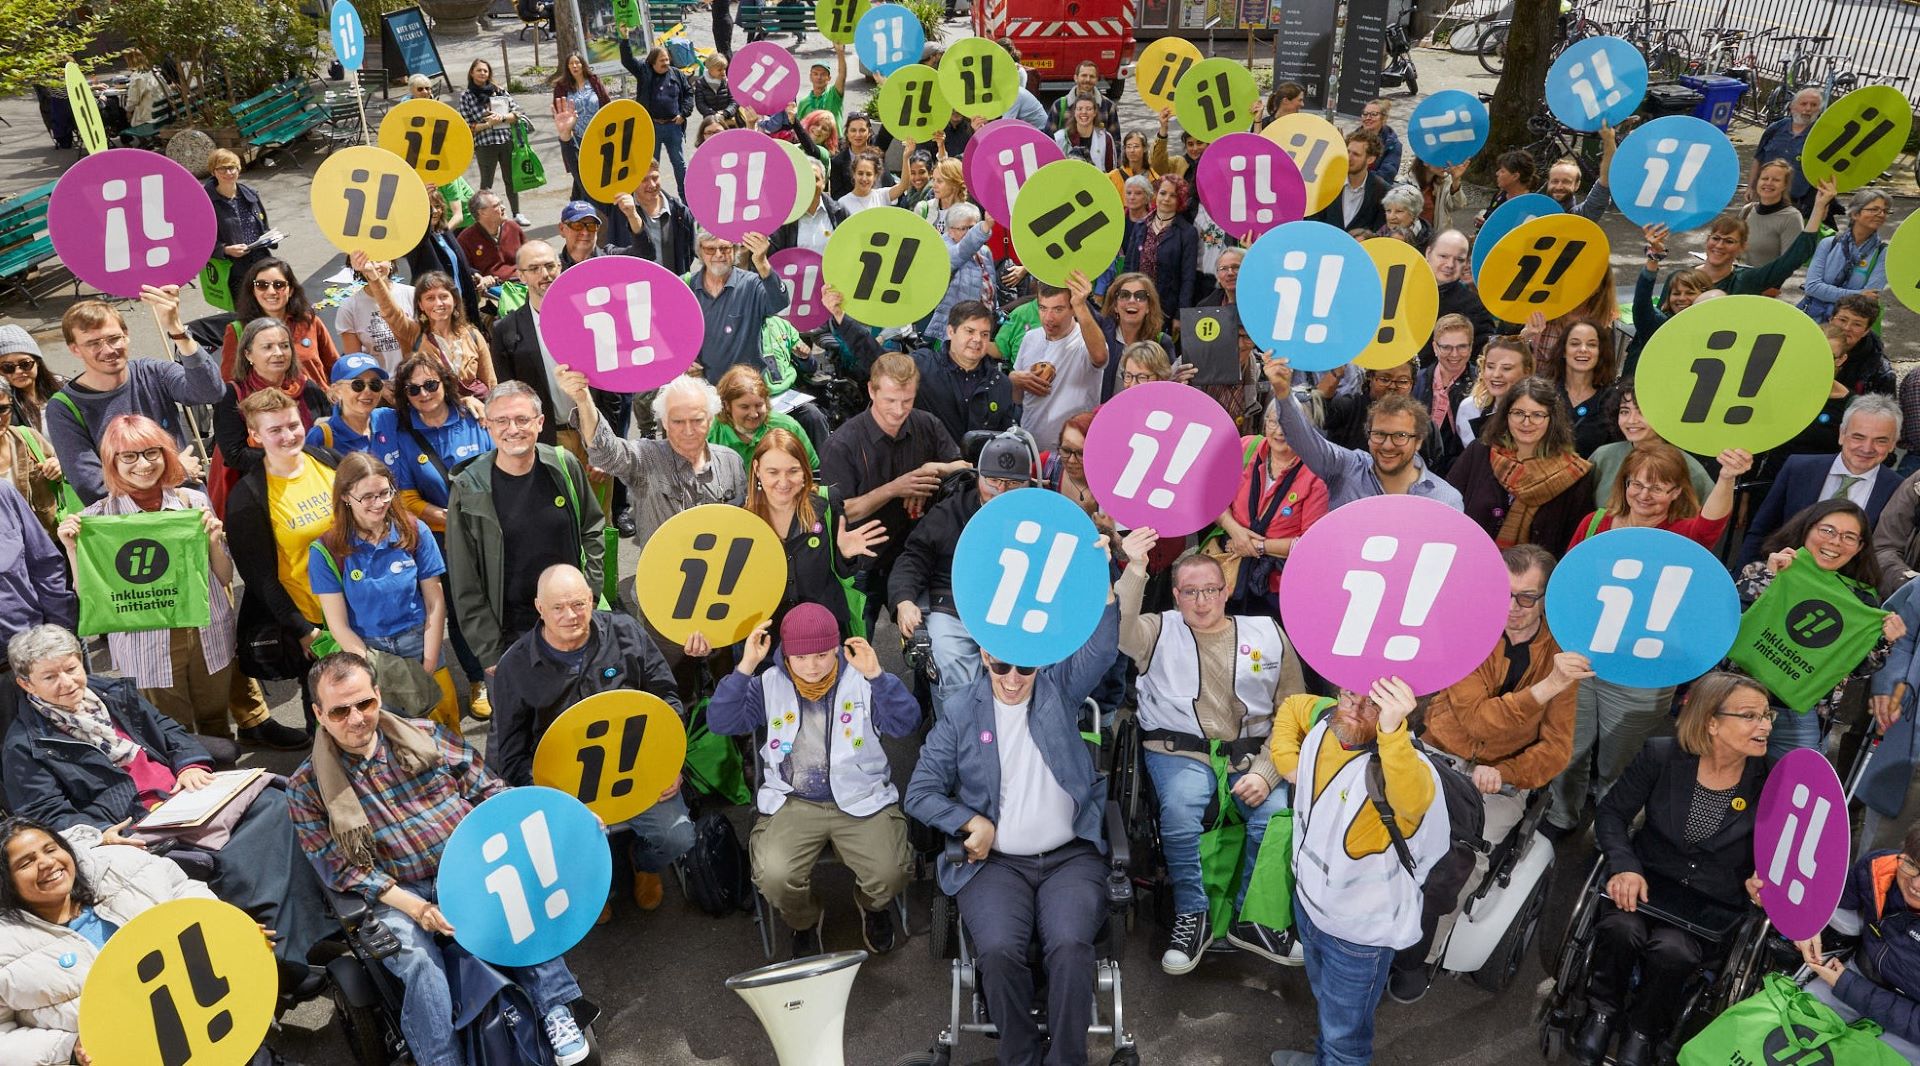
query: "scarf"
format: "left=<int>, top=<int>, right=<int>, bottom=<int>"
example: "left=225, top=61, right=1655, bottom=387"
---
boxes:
left=1429, top=361, right=1466, bottom=427
left=792, top=661, right=839, bottom=703
left=241, top=368, right=313, bottom=422
left=312, top=709, right=442, bottom=870
left=1489, top=447, right=1591, bottom=548
left=30, top=688, right=140, bottom=767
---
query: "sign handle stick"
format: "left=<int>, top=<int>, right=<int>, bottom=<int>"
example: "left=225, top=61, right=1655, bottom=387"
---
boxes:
left=349, top=71, right=371, bottom=147
left=1325, top=0, right=1346, bottom=120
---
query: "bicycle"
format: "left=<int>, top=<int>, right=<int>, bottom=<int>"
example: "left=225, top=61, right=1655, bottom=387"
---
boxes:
left=1609, top=0, right=1691, bottom=78
left=1760, top=33, right=1835, bottom=123
left=1477, top=0, right=1605, bottom=76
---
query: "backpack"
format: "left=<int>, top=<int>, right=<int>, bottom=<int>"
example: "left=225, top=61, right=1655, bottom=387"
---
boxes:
left=444, top=940, right=558, bottom=1066
left=681, top=809, right=753, bottom=917
left=1364, top=736, right=1487, bottom=883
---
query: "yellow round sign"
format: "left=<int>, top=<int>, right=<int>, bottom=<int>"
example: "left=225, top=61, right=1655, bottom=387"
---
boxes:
left=311, top=145, right=432, bottom=261
left=1262, top=113, right=1348, bottom=215
left=636, top=503, right=788, bottom=644
left=66, top=62, right=107, bottom=156
left=1886, top=210, right=1920, bottom=315
left=578, top=99, right=658, bottom=202
left=1192, top=315, right=1222, bottom=342
left=377, top=98, right=478, bottom=185
left=1135, top=37, right=1203, bottom=114
left=781, top=139, right=815, bottom=226
left=1357, top=238, right=1440, bottom=369
left=1801, top=85, right=1914, bottom=193
left=877, top=64, right=950, bottom=141
left=1475, top=213, right=1612, bottom=323
left=533, top=689, right=689, bottom=823
left=80, top=898, right=277, bottom=1066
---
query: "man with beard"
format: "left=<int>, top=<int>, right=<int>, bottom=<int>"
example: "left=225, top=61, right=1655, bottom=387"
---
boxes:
left=1542, top=124, right=1616, bottom=222
left=1263, top=357, right=1463, bottom=510
left=688, top=230, right=790, bottom=384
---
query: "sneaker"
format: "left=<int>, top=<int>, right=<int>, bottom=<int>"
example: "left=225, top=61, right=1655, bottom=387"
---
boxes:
left=862, top=906, right=898, bottom=954
left=632, top=871, right=663, bottom=911
left=1161, top=910, right=1211, bottom=975
left=542, top=1004, right=590, bottom=1066
left=1387, top=962, right=1431, bottom=1005
left=469, top=683, right=493, bottom=721
left=791, top=913, right=823, bottom=958
left=1226, top=919, right=1293, bottom=965
left=1282, top=928, right=1305, bottom=966
left=238, top=718, right=308, bottom=750
left=1269, top=1052, right=1316, bottom=1066
left=513, top=213, right=533, bottom=227
left=1615, top=1028, right=1654, bottom=1066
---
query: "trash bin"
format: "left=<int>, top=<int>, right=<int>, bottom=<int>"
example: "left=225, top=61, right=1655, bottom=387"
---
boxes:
left=1681, top=74, right=1748, bottom=131
left=1642, top=82, right=1705, bottom=120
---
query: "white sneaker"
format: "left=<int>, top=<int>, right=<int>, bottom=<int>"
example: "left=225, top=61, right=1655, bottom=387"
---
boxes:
left=513, top=213, right=533, bottom=227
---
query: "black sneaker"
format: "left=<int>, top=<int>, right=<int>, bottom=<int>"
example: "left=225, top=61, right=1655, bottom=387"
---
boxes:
left=862, top=906, right=898, bottom=954
left=1161, top=910, right=1211, bottom=975
left=1387, top=962, right=1431, bottom=1004
left=239, top=718, right=310, bottom=751
left=790, top=913, right=823, bottom=959
left=1226, top=919, right=1293, bottom=965
left=1615, top=1028, right=1654, bottom=1066
left=616, top=506, right=637, bottom=539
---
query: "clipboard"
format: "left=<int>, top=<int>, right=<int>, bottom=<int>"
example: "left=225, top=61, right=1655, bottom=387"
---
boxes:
left=136, top=767, right=265, bottom=830
left=1181, top=305, right=1243, bottom=386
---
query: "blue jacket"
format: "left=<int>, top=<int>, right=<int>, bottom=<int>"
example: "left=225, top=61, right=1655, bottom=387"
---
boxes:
left=1370, top=123, right=1402, bottom=184
left=905, top=603, right=1119, bottom=894
left=1739, top=453, right=1900, bottom=564
left=1799, top=227, right=1891, bottom=322
left=1832, top=849, right=1920, bottom=1046
left=1, top=676, right=213, bottom=831
left=622, top=39, right=695, bottom=122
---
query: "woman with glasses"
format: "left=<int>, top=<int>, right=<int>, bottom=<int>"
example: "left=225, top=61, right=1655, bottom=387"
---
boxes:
left=218, top=257, right=338, bottom=385
left=352, top=249, right=498, bottom=397
left=1800, top=188, right=1894, bottom=323
left=1095, top=275, right=1175, bottom=399
left=1735, top=499, right=1902, bottom=756
left=1657, top=178, right=1837, bottom=306
left=311, top=454, right=447, bottom=676
left=201, top=147, right=274, bottom=277
left=1570, top=671, right=1773, bottom=1066
left=1446, top=377, right=1592, bottom=554
left=0, top=379, right=63, bottom=537
left=1203, top=396, right=1328, bottom=618
left=212, top=318, right=331, bottom=480
left=0, top=325, right=63, bottom=435
left=1585, top=380, right=1714, bottom=511
left=728, top=428, right=883, bottom=640
left=1570, top=442, right=1747, bottom=550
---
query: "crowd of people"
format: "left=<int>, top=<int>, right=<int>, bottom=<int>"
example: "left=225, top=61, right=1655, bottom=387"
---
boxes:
left=2, top=22, right=1920, bottom=1066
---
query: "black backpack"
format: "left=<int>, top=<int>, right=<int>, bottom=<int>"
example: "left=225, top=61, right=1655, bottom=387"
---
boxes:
left=1364, top=737, right=1487, bottom=881
left=682, top=809, right=753, bottom=916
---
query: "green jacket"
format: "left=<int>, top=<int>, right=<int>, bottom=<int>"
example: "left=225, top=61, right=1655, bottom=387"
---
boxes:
left=708, top=411, right=818, bottom=470
left=445, top=444, right=605, bottom=667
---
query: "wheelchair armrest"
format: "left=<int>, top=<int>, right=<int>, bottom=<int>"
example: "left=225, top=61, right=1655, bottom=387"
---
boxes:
left=943, top=835, right=967, bottom=867
left=1104, top=799, right=1130, bottom=869
left=326, top=886, right=370, bottom=929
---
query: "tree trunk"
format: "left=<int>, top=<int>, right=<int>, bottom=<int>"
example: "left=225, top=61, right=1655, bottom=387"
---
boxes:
left=1471, top=0, right=1556, bottom=185
left=555, top=0, right=586, bottom=70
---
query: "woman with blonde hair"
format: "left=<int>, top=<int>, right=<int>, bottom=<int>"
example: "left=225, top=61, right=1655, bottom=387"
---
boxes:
left=1454, top=335, right=1534, bottom=446
left=740, top=428, right=884, bottom=637
left=914, top=158, right=970, bottom=229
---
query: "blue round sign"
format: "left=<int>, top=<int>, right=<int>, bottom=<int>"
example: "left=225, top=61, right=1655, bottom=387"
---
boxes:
left=1237, top=221, right=1383, bottom=372
left=1608, top=115, right=1740, bottom=232
left=855, top=4, right=928, bottom=78
left=952, top=488, right=1111, bottom=667
left=1544, top=527, right=1740, bottom=688
left=436, top=787, right=611, bottom=967
left=1471, top=192, right=1560, bottom=282
left=1545, top=37, right=1648, bottom=132
left=1407, top=90, right=1489, bottom=168
left=330, top=0, right=367, bottom=73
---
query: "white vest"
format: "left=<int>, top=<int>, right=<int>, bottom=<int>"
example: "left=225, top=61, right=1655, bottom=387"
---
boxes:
left=1291, top=718, right=1450, bottom=950
left=1135, top=613, right=1287, bottom=741
left=759, top=668, right=895, bottom=817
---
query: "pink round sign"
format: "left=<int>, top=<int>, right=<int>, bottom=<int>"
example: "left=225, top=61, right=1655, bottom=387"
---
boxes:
left=1083, top=381, right=1242, bottom=537
left=769, top=247, right=827, bottom=331
left=48, top=149, right=217, bottom=298
left=964, top=119, right=1063, bottom=226
left=536, top=255, right=704, bottom=393
left=1195, top=133, right=1307, bottom=242
left=728, top=42, right=801, bottom=115
left=1754, top=747, right=1849, bottom=942
left=1279, top=495, right=1508, bottom=695
left=685, top=129, right=801, bottom=243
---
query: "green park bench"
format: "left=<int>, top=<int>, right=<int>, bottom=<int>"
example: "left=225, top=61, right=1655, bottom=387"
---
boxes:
left=0, top=183, right=73, bottom=307
left=119, top=81, right=186, bottom=150
left=231, top=78, right=331, bottom=164
left=738, top=2, right=816, bottom=38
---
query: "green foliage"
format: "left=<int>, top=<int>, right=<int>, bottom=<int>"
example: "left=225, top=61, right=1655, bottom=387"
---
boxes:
left=903, top=0, right=946, bottom=42
left=106, top=0, right=322, bottom=123
left=0, top=0, right=106, bottom=100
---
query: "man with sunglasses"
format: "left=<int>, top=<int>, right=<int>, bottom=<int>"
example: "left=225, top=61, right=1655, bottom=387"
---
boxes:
left=1263, top=356, right=1464, bottom=512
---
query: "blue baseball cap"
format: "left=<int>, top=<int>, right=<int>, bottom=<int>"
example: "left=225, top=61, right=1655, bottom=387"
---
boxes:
left=331, top=353, right=388, bottom=382
left=561, top=201, right=601, bottom=224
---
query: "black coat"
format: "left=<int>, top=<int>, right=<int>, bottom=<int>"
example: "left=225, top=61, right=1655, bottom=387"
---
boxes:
left=772, top=197, right=849, bottom=254
left=1444, top=440, right=1594, bottom=556
left=227, top=446, right=341, bottom=637
left=888, top=484, right=986, bottom=618
left=1122, top=215, right=1198, bottom=316
left=1308, top=174, right=1390, bottom=233
left=2, top=676, right=213, bottom=831
left=1596, top=737, right=1770, bottom=905
left=212, top=380, right=331, bottom=475
left=491, top=307, right=562, bottom=446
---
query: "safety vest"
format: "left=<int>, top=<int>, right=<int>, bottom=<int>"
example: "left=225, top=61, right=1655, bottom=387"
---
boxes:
left=759, top=667, right=895, bottom=817
left=1135, top=612, right=1287, bottom=742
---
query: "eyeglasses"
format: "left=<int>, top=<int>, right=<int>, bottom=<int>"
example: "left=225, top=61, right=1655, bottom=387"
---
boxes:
left=1057, top=445, right=1084, bottom=458
left=1898, top=856, right=1920, bottom=881
left=323, top=695, right=380, bottom=722
left=1433, top=342, right=1472, bottom=353
left=1175, top=585, right=1226, bottom=601
left=490, top=414, right=540, bottom=430
left=1812, top=523, right=1864, bottom=547
left=349, top=487, right=396, bottom=504
left=1626, top=479, right=1678, bottom=497
left=0, top=359, right=36, bottom=374
left=1120, top=371, right=1158, bottom=386
left=113, top=447, right=166, bottom=468
left=76, top=334, right=127, bottom=355
left=1367, top=430, right=1419, bottom=446
left=405, top=379, right=443, bottom=397
left=214, top=165, right=241, bottom=174
left=1510, top=590, right=1544, bottom=607
left=1508, top=409, right=1550, bottom=423
left=985, top=660, right=1036, bottom=676
left=1714, top=709, right=1778, bottom=725
left=345, top=377, right=382, bottom=393
left=700, top=243, right=737, bottom=257
left=1112, top=289, right=1149, bottom=302
left=522, top=260, right=561, bottom=275
left=251, top=278, right=291, bottom=292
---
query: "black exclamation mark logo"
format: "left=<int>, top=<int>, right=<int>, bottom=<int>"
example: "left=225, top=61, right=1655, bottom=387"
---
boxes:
left=1377, top=264, right=1406, bottom=343
left=705, top=536, right=754, bottom=620
left=1196, top=73, right=1228, bottom=130
left=1816, top=106, right=1897, bottom=172
left=615, top=117, right=636, bottom=185
left=1529, top=238, right=1585, bottom=302
left=343, top=170, right=399, bottom=241
left=883, top=236, right=918, bottom=303
left=140, top=923, right=233, bottom=1066
left=578, top=715, right=650, bottom=800
left=1720, top=332, right=1782, bottom=425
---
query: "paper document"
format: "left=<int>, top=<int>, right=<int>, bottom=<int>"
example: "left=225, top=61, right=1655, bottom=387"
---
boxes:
left=138, top=767, right=264, bottom=829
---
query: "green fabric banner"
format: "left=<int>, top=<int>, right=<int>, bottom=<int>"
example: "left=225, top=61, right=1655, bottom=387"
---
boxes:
left=73, top=510, right=212, bottom=635
left=1728, top=548, right=1886, bottom=712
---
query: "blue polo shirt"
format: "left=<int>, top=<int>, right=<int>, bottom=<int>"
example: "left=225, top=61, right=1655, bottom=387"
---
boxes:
left=307, top=406, right=404, bottom=471
left=308, top=518, right=447, bottom=639
left=392, top=407, right=494, bottom=508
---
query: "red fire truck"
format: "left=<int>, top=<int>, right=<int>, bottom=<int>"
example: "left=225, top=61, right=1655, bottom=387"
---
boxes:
left=975, top=0, right=1138, bottom=98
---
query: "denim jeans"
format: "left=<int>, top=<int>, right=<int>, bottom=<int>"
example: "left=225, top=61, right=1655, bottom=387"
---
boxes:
left=1768, top=704, right=1823, bottom=759
left=657, top=121, right=688, bottom=194
left=925, top=611, right=982, bottom=712
left=1294, top=897, right=1395, bottom=1066
left=1144, top=750, right=1287, bottom=915
left=371, top=884, right=582, bottom=1066
left=622, top=791, right=695, bottom=873
left=364, top=625, right=426, bottom=663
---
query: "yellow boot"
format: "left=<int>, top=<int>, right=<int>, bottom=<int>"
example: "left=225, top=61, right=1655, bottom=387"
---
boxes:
left=469, top=681, right=493, bottom=721
left=430, top=669, right=461, bottom=733
left=632, top=871, right=664, bottom=911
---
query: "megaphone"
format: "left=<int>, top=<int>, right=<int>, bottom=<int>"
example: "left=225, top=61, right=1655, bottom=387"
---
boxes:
left=725, top=949, right=868, bottom=1066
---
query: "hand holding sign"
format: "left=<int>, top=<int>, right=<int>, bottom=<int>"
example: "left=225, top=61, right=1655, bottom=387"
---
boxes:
left=953, top=490, right=1111, bottom=667
left=1546, top=528, right=1740, bottom=687
left=636, top=504, right=788, bottom=645
left=80, top=898, right=277, bottom=1066
left=537, top=255, right=703, bottom=392
left=1635, top=295, right=1833, bottom=456
left=1754, top=748, right=1849, bottom=942
left=534, top=690, right=688, bottom=824
left=1477, top=213, right=1612, bottom=322
left=437, top=787, right=612, bottom=966
left=771, top=247, right=828, bottom=330
left=311, top=146, right=431, bottom=261
left=49, top=150, right=218, bottom=298
left=1084, top=382, right=1242, bottom=537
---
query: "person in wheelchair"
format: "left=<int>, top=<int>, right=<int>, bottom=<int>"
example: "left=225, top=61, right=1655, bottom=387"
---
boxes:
left=1114, top=527, right=1304, bottom=973
left=903, top=578, right=1119, bottom=1066
left=708, top=602, right=920, bottom=958
left=1573, top=670, right=1773, bottom=1066
left=1390, top=544, right=1589, bottom=1003
left=286, top=652, right=593, bottom=1066
left=1780, top=821, right=1920, bottom=1061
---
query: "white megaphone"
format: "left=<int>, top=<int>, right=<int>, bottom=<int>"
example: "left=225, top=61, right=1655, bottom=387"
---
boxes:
left=725, top=949, right=868, bottom=1066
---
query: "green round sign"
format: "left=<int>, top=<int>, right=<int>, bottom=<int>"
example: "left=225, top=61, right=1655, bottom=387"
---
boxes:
left=815, top=0, right=861, bottom=44
left=877, top=64, right=949, bottom=141
left=822, top=207, right=950, bottom=327
left=1010, top=159, right=1126, bottom=287
left=781, top=139, right=815, bottom=225
left=1801, top=85, right=1914, bottom=192
left=1885, top=209, right=1920, bottom=315
left=1172, top=58, right=1257, bottom=144
left=938, top=38, right=1018, bottom=120
left=1636, top=295, right=1834, bottom=456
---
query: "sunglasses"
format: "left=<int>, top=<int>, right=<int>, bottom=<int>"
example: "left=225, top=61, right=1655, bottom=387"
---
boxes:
left=323, top=695, right=380, bottom=722
left=252, top=278, right=291, bottom=292
left=986, top=660, right=1036, bottom=676
left=0, top=359, right=36, bottom=375
left=405, top=379, right=443, bottom=396
left=344, top=377, right=382, bottom=392
left=1112, top=289, right=1149, bottom=302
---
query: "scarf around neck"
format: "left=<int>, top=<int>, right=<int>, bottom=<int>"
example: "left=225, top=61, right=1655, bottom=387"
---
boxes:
left=312, top=709, right=442, bottom=870
left=792, top=660, right=840, bottom=703
left=1490, top=446, right=1591, bottom=547
left=31, top=687, right=140, bottom=767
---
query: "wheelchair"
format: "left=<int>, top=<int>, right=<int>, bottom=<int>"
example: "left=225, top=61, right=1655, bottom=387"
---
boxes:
left=1418, top=787, right=1560, bottom=993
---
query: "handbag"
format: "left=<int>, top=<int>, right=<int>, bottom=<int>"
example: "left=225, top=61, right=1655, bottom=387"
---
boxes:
left=507, top=124, right=546, bottom=194
left=1196, top=740, right=1249, bottom=937
left=13, top=427, right=84, bottom=522
left=1678, top=972, right=1905, bottom=1065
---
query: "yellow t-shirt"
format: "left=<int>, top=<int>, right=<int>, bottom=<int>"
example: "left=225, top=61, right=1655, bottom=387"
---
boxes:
left=267, top=454, right=335, bottom=626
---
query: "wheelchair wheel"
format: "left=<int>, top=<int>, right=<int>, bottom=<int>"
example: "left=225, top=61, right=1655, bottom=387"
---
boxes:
left=1473, top=863, right=1552, bottom=993
left=930, top=892, right=957, bottom=960
left=1108, top=1048, right=1140, bottom=1065
left=330, top=980, right=390, bottom=1066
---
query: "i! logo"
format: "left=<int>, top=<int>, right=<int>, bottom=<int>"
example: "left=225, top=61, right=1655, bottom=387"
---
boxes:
left=378, top=99, right=477, bottom=185
left=1607, top=115, right=1738, bottom=232
left=1477, top=214, right=1611, bottom=322
left=728, top=41, right=801, bottom=114
left=1011, top=159, right=1126, bottom=286
left=115, top=538, right=171, bottom=585
left=1545, top=528, right=1740, bottom=688
left=939, top=38, right=1017, bottom=119
left=79, top=898, right=278, bottom=1066
left=1544, top=37, right=1648, bottom=131
left=1634, top=295, right=1833, bottom=455
left=1237, top=221, right=1382, bottom=372
left=1801, top=85, right=1914, bottom=192
left=537, top=255, right=703, bottom=392
left=964, top=119, right=1063, bottom=224
left=686, top=128, right=802, bottom=243
left=636, top=504, right=787, bottom=644
left=48, top=149, right=218, bottom=298
left=952, top=490, right=1112, bottom=667
left=878, top=64, right=949, bottom=140
left=438, top=788, right=612, bottom=966
left=1135, top=37, right=1202, bottom=113
left=1083, top=381, right=1243, bottom=536
left=1754, top=748, right=1850, bottom=941
left=1173, top=58, right=1256, bottom=142
left=1194, top=133, right=1306, bottom=241
left=534, top=690, right=689, bottom=824
left=1260, top=113, right=1348, bottom=214
left=822, top=207, right=951, bottom=327
left=770, top=247, right=829, bottom=331
left=311, top=146, right=431, bottom=260
left=577, top=100, right=656, bottom=202
left=1406, top=90, right=1489, bottom=168
left=854, top=3, right=926, bottom=77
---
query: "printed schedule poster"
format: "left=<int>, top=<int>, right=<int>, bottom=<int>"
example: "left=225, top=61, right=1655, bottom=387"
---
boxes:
left=1335, top=0, right=1392, bottom=117
left=1272, top=0, right=1336, bottom=109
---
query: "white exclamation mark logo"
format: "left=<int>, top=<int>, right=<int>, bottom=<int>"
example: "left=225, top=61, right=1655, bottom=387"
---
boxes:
left=1230, top=155, right=1277, bottom=225
left=873, top=16, right=902, bottom=63
left=103, top=178, right=133, bottom=274
left=717, top=151, right=767, bottom=224
left=1022, top=530, right=1078, bottom=633
left=622, top=282, right=655, bottom=369
left=998, top=144, right=1038, bottom=214
left=1271, top=252, right=1343, bottom=344
left=1114, top=411, right=1214, bottom=508
left=1660, top=142, right=1711, bottom=211
left=480, top=810, right=569, bottom=944
left=1767, top=785, right=1831, bottom=906
left=1589, top=558, right=1643, bottom=654
left=1632, top=565, right=1690, bottom=657
left=1568, top=50, right=1622, bottom=121
left=1385, top=543, right=1454, bottom=660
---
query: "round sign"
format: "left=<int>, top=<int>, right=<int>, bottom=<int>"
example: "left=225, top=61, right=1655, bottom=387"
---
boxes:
left=1279, top=494, right=1510, bottom=695
left=330, top=0, right=367, bottom=72
left=1194, top=132, right=1307, bottom=241
left=1237, top=221, right=1384, bottom=372
left=1754, top=747, right=1850, bottom=942
left=1887, top=209, right=1920, bottom=315
left=1260, top=112, right=1349, bottom=215
left=635, top=503, right=788, bottom=645
left=66, top=62, right=107, bottom=156
left=537, top=255, right=704, bottom=392
left=1010, top=159, right=1126, bottom=287
left=310, top=145, right=431, bottom=261
left=966, top=119, right=1064, bottom=225
left=939, top=38, right=1018, bottom=119
left=577, top=99, right=657, bottom=202
left=377, top=98, right=477, bottom=185
left=686, top=128, right=802, bottom=242
left=816, top=0, right=862, bottom=43
left=1172, top=57, right=1258, bottom=144
left=1471, top=192, right=1560, bottom=282
left=1135, top=37, right=1203, bottom=114
left=780, top=139, right=816, bottom=225
left=1477, top=213, right=1612, bottom=322
left=854, top=3, right=927, bottom=77
left=771, top=247, right=829, bottom=330
left=48, top=149, right=219, bottom=297
left=1083, top=381, right=1243, bottom=536
left=729, top=41, right=803, bottom=114
left=1545, top=37, right=1649, bottom=132
left=1406, top=89, right=1489, bottom=168
left=437, top=787, right=613, bottom=967
left=79, top=898, right=277, bottom=1066
left=1801, top=85, right=1914, bottom=193
left=1608, top=115, right=1739, bottom=232
left=1545, top=527, right=1740, bottom=687
left=876, top=63, right=950, bottom=141
left=952, top=489, right=1112, bottom=667
left=533, top=689, right=689, bottom=824
left=1357, top=237, right=1439, bottom=370
left=821, top=206, right=951, bottom=327
left=1635, top=295, right=1833, bottom=456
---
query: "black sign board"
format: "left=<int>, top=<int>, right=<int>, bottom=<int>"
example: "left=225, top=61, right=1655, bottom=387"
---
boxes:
left=1271, top=0, right=1337, bottom=111
left=1335, top=0, right=1392, bottom=117
left=380, top=7, right=451, bottom=90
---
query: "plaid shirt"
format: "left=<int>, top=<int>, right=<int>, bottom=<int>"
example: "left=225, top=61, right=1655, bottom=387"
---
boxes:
left=288, top=721, right=505, bottom=900
left=455, top=86, right=527, bottom=148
